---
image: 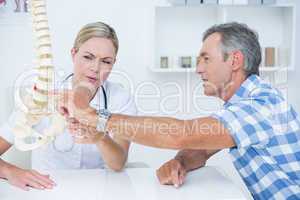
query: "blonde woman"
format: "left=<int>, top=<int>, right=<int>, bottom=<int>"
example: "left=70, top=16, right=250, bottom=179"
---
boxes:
left=0, top=22, right=137, bottom=190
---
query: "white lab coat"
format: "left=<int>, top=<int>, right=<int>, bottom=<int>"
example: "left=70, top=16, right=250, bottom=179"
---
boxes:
left=0, top=80, right=137, bottom=170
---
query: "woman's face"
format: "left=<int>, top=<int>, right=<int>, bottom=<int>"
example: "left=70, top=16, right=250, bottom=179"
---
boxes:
left=71, top=37, right=116, bottom=90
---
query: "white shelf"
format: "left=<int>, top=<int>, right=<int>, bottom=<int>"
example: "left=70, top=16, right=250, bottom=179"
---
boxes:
left=153, top=3, right=295, bottom=76
left=167, top=0, right=295, bottom=7
left=260, top=67, right=291, bottom=72
left=150, top=66, right=291, bottom=73
left=150, top=67, right=196, bottom=73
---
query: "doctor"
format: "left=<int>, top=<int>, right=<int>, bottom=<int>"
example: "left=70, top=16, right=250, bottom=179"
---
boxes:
left=0, top=22, right=137, bottom=190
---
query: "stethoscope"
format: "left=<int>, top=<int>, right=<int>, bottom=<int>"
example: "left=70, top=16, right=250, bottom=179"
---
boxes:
left=52, top=73, right=108, bottom=152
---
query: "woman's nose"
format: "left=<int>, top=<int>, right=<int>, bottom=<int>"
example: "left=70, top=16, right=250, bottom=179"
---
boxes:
left=90, top=60, right=100, bottom=72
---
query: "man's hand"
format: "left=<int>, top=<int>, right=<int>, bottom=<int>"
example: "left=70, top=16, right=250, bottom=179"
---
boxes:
left=156, top=158, right=187, bottom=188
left=156, top=150, right=218, bottom=188
left=3, top=165, right=56, bottom=191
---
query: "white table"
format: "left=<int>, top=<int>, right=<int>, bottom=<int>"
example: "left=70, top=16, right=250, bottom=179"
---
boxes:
left=0, top=166, right=247, bottom=200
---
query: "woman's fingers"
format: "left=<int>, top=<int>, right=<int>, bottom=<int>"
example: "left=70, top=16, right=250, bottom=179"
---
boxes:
left=26, top=178, right=47, bottom=190
left=65, top=117, right=98, bottom=145
left=25, top=172, right=54, bottom=190
left=58, top=107, right=69, bottom=117
left=56, top=91, right=74, bottom=117
left=15, top=176, right=46, bottom=191
left=74, top=138, right=87, bottom=144
left=73, top=134, right=92, bottom=144
left=31, top=171, right=56, bottom=188
left=67, top=117, right=80, bottom=135
left=67, top=122, right=79, bottom=132
left=6, top=167, right=56, bottom=191
left=15, top=182, right=30, bottom=191
left=67, top=117, right=79, bottom=124
left=68, top=121, right=93, bottom=137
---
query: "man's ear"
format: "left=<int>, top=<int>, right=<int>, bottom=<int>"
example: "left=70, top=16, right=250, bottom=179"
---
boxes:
left=231, top=50, right=244, bottom=71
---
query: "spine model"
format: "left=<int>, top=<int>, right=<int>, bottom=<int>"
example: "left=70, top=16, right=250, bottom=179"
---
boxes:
left=12, top=0, right=65, bottom=151
left=32, top=0, right=54, bottom=107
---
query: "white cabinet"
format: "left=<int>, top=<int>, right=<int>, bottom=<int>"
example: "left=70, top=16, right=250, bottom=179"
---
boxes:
left=151, top=2, right=296, bottom=74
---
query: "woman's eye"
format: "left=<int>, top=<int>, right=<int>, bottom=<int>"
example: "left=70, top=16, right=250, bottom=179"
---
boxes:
left=103, top=61, right=112, bottom=65
left=204, top=57, right=209, bottom=62
left=83, top=55, right=92, bottom=60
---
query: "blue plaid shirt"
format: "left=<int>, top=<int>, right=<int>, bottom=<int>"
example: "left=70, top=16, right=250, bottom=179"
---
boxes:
left=211, top=75, right=300, bottom=200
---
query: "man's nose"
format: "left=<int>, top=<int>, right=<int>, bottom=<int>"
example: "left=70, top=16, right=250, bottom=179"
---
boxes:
left=196, top=62, right=205, bottom=74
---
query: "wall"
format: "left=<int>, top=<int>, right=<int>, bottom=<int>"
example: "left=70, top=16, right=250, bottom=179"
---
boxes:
left=288, top=1, right=300, bottom=111
left=1, top=0, right=299, bottom=199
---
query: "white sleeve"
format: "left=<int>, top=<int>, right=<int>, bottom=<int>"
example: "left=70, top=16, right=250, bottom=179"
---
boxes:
left=107, top=83, right=138, bottom=140
left=108, top=82, right=138, bottom=116
left=0, top=111, right=18, bottom=144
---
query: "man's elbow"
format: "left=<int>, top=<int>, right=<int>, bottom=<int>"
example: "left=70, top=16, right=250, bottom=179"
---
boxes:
left=106, top=158, right=127, bottom=172
left=108, top=161, right=126, bottom=172
left=110, top=165, right=124, bottom=172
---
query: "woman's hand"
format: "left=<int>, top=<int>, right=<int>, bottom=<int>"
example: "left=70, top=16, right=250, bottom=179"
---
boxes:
left=53, top=89, right=103, bottom=144
left=66, top=117, right=105, bottom=144
left=56, top=89, right=96, bottom=118
left=3, top=165, right=56, bottom=191
left=52, top=89, right=98, bottom=128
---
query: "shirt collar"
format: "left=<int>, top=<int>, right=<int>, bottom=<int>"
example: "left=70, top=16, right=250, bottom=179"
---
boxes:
left=225, top=74, right=261, bottom=105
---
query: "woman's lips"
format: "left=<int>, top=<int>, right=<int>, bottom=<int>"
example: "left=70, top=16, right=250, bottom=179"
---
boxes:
left=86, top=76, right=98, bottom=84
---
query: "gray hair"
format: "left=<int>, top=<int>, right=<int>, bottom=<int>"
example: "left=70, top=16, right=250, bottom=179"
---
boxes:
left=203, top=22, right=261, bottom=77
left=74, top=21, right=119, bottom=54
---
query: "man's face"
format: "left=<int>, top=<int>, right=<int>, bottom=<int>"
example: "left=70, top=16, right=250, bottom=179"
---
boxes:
left=196, top=33, right=233, bottom=98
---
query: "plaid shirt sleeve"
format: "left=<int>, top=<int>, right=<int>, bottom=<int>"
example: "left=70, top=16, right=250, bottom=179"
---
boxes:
left=211, top=100, right=275, bottom=149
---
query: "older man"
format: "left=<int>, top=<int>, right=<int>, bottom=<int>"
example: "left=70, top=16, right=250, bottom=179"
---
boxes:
left=60, top=22, right=300, bottom=199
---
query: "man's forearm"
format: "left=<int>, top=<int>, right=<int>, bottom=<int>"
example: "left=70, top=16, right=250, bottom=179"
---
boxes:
left=105, top=114, right=234, bottom=150
left=106, top=114, right=188, bottom=149
left=174, top=149, right=219, bottom=172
